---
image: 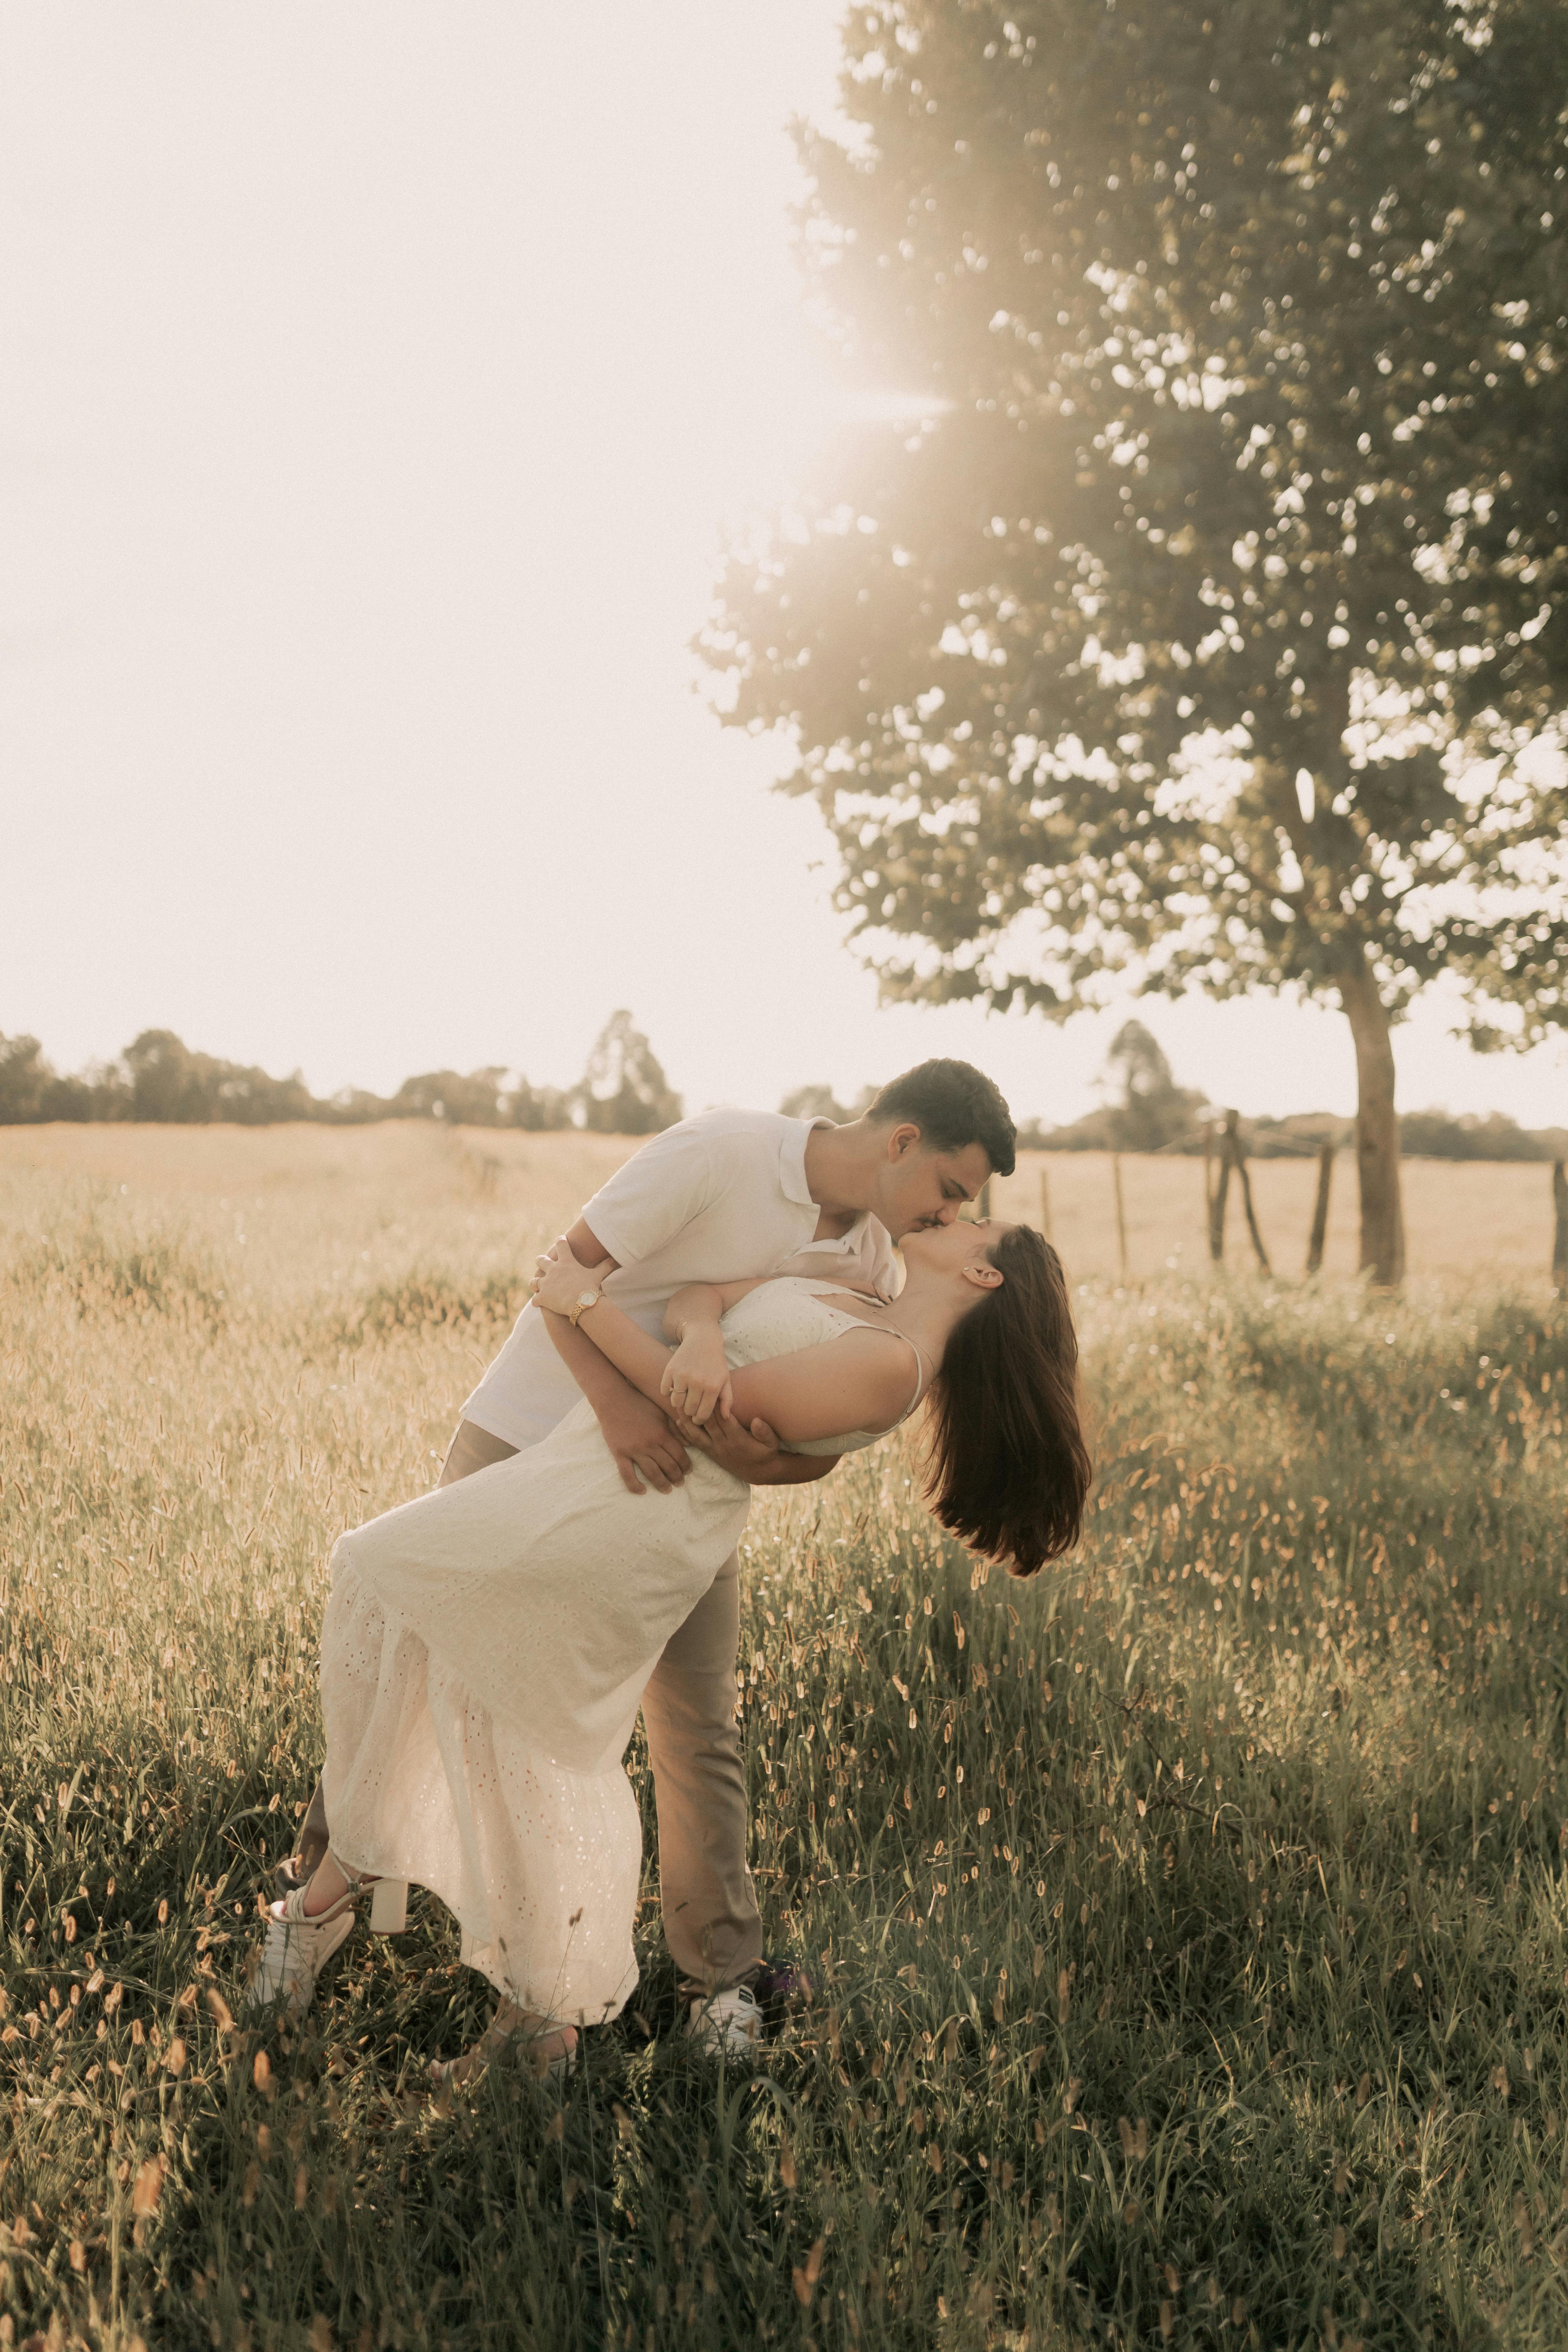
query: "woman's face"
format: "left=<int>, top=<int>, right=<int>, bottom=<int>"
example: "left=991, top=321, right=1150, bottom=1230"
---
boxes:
left=901, top=1216, right=1011, bottom=1277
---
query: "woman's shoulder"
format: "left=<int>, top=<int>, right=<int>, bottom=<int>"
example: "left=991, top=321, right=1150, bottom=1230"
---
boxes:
left=830, top=1319, right=923, bottom=1412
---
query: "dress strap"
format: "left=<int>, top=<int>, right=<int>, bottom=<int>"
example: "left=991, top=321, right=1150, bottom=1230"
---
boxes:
left=868, top=1320, right=931, bottom=1424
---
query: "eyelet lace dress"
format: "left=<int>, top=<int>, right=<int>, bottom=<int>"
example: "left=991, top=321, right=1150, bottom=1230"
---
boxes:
left=317, top=1279, right=926, bottom=2027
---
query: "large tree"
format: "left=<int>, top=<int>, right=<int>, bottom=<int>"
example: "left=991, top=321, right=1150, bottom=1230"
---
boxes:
left=704, top=0, right=1568, bottom=1282
left=1102, top=1019, right=1205, bottom=1152
left=571, top=1011, right=684, bottom=1136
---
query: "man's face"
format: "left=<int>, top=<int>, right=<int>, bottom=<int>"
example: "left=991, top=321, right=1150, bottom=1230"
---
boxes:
left=870, top=1126, right=992, bottom=1240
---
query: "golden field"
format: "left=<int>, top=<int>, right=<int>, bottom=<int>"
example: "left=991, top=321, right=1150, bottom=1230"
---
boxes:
left=1001, top=1149, right=1562, bottom=1285
left=3, top=1121, right=1568, bottom=2350
left=4, top=1118, right=1561, bottom=1289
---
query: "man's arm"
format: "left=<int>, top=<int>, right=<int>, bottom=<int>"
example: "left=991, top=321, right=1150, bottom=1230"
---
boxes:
left=539, top=1245, right=840, bottom=1491
left=560, top=1215, right=614, bottom=1266
left=760, top=1453, right=838, bottom=1488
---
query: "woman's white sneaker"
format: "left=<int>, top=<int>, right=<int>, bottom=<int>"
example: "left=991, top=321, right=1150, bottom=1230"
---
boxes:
left=242, top=1882, right=357, bottom=2017
left=686, top=1981, right=764, bottom=2056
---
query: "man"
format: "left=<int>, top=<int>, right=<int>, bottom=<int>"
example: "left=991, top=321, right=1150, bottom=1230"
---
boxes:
left=284, top=1058, right=1015, bottom=2049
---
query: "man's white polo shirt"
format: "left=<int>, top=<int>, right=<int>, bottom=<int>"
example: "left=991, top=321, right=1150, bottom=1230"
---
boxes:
left=460, top=1109, right=900, bottom=1452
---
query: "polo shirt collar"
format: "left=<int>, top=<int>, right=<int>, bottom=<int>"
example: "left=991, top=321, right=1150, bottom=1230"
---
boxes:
left=792, top=1215, right=873, bottom=1256
left=779, top=1116, right=830, bottom=1208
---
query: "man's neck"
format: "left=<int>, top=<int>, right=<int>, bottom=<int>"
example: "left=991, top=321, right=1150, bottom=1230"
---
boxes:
left=802, top=1121, right=875, bottom=1237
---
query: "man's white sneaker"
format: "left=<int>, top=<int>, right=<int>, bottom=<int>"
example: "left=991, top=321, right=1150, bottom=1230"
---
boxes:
left=686, top=1981, right=765, bottom=2057
left=242, top=1881, right=357, bottom=2017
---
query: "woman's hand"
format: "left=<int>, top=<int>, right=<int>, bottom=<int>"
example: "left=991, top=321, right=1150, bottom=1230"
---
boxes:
left=660, top=1325, right=733, bottom=1427
left=532, top=1236, right=615, bottom=1318
left=663, top=1326, right=738, bottom=1430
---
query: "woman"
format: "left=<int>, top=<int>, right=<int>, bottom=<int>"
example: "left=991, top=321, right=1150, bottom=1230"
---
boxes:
left=243, top=1219, right=1090, bottom=2080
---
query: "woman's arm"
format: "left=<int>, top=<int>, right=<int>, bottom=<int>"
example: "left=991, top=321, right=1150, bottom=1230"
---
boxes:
left=723, top=1332, right=916, bottom=1448
left=538, top=1243, right=912, bottom=1452
left=658, top=1277, right=772, bottom=1424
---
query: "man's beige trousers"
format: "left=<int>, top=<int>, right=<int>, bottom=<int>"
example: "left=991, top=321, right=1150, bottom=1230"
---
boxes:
left=296, top=1417, right=763, bottom=1993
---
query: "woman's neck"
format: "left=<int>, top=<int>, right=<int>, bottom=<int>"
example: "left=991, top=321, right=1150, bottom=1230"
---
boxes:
left=888, top=1265, right=974, bottom=1363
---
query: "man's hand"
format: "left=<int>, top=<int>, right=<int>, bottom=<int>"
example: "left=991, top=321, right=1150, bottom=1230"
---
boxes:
left=598, top=1389, right=691, bottom=1497
left=531, top=1235, right=615, bottom=1317
left=675, top=1408, right=837, bottom=1488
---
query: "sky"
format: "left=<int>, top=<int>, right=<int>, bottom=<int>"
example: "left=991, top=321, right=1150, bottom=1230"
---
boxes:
left=3, top=3, right=1565, bottom=1133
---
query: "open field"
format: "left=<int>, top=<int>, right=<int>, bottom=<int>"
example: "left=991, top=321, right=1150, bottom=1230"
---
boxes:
left=4, top=1125, right=1568, bottom=2349
left=995, top=1151, right=1565, bottom=1288
left=4, top=1121, right=1560, bottom=1290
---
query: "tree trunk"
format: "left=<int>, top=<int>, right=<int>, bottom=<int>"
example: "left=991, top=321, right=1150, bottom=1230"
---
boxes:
left=1340, top=959, right=1406, bottom=1288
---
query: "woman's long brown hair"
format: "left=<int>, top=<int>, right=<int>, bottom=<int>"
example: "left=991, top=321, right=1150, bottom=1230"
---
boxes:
left=922, top=1225, right=1091, bottom=1577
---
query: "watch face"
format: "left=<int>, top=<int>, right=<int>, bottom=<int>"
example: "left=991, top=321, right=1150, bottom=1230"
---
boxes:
left=577, top=1290, right=598, bottom=1308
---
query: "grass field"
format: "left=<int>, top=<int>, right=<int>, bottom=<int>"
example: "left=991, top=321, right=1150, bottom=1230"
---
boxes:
left=6, top=1120, right=1559, bottom=1286
left=3, top=1124, right=1568, bottom=2350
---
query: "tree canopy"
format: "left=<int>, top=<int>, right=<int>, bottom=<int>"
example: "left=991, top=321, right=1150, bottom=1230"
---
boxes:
left=704, top=0, right=1568, bottom=1281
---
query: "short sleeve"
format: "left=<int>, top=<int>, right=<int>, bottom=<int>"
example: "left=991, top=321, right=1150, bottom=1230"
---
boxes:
left=577, top=1119, right=718, bottom=1268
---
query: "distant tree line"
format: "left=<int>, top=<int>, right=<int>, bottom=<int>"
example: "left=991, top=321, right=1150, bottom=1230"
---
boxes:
left=0, top=1011, right=683, bottom=1136
left=1033, top=1102, right=1568, bottom=1164
left=788, top=1023, right=1568, bottom=1164
left=1023, top=1025, right=1568, bottom=1161
left=778, top=1082, right=879, bottom=1126
left=6, top=1009, right=1556, bottom=1161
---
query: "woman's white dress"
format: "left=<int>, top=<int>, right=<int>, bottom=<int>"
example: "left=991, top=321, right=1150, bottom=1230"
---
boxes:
left=317, top=1279, right=920, bottom=2025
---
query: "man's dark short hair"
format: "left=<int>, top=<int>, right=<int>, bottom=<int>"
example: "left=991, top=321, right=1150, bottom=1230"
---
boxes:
left=866, top=1060, right=1017, bottom=1178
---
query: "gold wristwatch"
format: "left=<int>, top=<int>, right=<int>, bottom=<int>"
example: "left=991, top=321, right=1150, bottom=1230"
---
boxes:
left=568, top=1288, right=602, bottom=1328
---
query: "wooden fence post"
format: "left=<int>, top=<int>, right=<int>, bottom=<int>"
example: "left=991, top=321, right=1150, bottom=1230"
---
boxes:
left=1038, top=1163, right=1053, bottom=1243
left=1205, top=1121, right=1230, bottom=1263
left=977, top=1177, right=992, bottom=1221
left=1554, top=1161, right=1568, bottom=1297
left=1231, top=1121, right=1272, bottom=1276
left=1112, top=1152, right=1129, bottom=1280
left=1305, top=1141, right=1334, bottom=1277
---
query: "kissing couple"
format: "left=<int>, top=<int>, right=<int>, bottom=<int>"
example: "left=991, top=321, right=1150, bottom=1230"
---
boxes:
left=239, top=1060, right=1091, bottom=2081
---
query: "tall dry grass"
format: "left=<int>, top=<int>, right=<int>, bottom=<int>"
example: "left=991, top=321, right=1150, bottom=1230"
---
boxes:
left=2, top=1128, right=1567, bottom=2349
